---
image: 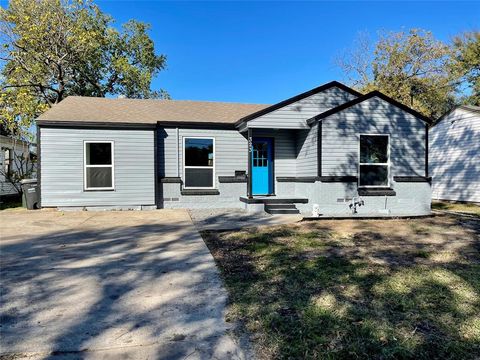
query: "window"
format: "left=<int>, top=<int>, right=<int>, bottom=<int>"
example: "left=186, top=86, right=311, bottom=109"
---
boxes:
left=3, top=148, right=12, bottom=176
left=253, top=142, right=268, bottom=167
left=84, top=141, right=114, bottom=190
left=359, top=135, right=389, bottom=187
left=183, top=137, right=215, bottom=189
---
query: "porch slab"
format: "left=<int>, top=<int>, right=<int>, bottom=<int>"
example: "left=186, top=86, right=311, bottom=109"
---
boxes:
left=239, top=196, right=309, bottom=204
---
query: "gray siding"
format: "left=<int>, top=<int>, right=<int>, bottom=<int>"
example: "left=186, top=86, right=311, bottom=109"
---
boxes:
left=158, top=127, right=248, bottom=208
left=295, top=123, right=318, bottom=177
left=293, top=181, right=431, bottom=216
left=158, top=127, right=248, bottom=181
left=246, top=86, right=358, bottom=129
left=321, top=97, right=426, bottom=179
left=429, top=108, right=480, bottom=202
left=41, top=128, right=155, bottom=207
left=158, top=127, right=297, bottom=181
left=158, top=128, right=299, bottom=202
left=253, top=129, right=297, bottom=177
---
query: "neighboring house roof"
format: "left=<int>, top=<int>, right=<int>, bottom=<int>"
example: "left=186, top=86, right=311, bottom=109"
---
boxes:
left=306, top=91, right=432, bottom=125
left=234, top=81, right=362, bottom=127
left=36, top=96, right=270, bottom=126
left=460, top=105, right=480, bottom=114
left=432, top=104, right=480, bottom=126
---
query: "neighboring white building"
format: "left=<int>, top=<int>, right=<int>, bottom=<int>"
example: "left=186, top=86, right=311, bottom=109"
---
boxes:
left=0, top=135, right=32, bottom=196
left=429, top=105, right=480, bottom=203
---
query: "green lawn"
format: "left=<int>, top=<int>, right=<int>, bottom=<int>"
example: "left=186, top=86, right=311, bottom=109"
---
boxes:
left=202, top=215, right=480, bottom=359
left=432, top=201, right=480, bottom=217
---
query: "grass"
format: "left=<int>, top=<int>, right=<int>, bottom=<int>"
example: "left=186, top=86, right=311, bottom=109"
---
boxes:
left=432, top=201, right=480, bottom=217
left=0, top=200, right=23, bottom=211
left=202, top=215, right=480, bottom=359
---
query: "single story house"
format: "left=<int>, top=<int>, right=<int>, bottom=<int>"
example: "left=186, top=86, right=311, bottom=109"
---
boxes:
left=36, top=81, right=432, bottom=216
left=429, top=105, right=480, bottom=203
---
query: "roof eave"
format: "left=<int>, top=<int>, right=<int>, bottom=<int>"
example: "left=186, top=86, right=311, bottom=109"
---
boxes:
left=36, top=119, right=238, bottom=130
left=36, top=120, right=157, bottom=129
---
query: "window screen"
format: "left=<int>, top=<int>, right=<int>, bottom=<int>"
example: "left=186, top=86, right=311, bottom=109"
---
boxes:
left=184, top=138, right=214, bottom=188
left=84, top=142, right=114, bottom=190
left=359, top=135, right=389, bottom=187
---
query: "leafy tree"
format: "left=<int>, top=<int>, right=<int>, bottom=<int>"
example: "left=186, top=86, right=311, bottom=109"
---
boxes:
left=450, top=31, right=480, bottom=106
left=337, top=29, right=455, bottom=119
left=0, top=0, right=167, bottom=138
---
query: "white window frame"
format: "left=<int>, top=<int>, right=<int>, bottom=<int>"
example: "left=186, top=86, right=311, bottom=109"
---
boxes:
left=83, top=140, right=115, bottom=191
left=358, top=134, right=390, bottom=188
left=183, top=136, right=215, bottom=190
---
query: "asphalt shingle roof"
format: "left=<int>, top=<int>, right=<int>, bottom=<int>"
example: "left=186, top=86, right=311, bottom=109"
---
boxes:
left=36, top=96, right=270, bottom=125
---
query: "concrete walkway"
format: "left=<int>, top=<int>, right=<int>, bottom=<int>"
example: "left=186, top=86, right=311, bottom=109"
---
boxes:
left=0, top=209, right=250, bottom=359
left=188, top=208, right=302, bottom=231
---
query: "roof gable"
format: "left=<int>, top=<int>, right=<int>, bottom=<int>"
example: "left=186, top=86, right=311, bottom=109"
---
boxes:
left=433, top=105, right=480, bottom=126
left=235, top=81, right=361, bottom=127
left=307, top=91, right=432, bottom=125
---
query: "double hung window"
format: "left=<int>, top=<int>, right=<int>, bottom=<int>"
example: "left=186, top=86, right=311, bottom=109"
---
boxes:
left=359, top=135, right=389, bottom=187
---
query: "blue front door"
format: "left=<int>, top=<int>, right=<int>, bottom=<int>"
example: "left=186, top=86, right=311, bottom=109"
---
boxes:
left=252, top=138, right=274, bottom=195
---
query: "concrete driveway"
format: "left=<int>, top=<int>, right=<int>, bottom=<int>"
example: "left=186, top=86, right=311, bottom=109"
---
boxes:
left=0, top=209, right=248, bottom=359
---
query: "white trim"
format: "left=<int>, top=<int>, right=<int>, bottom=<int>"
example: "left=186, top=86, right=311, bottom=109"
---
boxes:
left=182, top=136, right=216, bottom=190
left=358, top=134, right=390, bottom=188
left=83, top=140, right=115, bottom=191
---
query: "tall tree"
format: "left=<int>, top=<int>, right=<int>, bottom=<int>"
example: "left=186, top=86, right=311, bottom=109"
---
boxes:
left=450, top=31, right=480, bottom=106
left=0, top=0, right=167, bottom=138
left=337, top=29, right=455, bottom=119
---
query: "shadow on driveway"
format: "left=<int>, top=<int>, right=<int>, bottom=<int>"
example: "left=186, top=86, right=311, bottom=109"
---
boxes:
left=0, top=209, right=249, bottom=359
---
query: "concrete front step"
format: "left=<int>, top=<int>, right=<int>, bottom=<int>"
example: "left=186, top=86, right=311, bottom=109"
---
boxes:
left=265, top=203, right=300, bottom=215
left=266, top=209, right=301, bottom=215
left=265, top=203, right=297, bottom=209
left=239, top=196, right=308, bottom=204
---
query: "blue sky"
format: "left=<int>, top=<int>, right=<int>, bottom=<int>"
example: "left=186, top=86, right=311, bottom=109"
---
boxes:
left=99, top=1, right=479, bottom=105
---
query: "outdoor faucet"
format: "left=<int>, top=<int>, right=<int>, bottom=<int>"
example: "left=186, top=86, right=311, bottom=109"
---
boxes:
left=349, top=197, right=364, bottom=214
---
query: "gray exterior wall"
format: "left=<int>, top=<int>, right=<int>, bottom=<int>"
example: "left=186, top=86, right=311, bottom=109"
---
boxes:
left=244, top=86, right=358, bottom=130
left=429, top=108, right=480, bottom=203
left=295, top=123, right=318, bottom=177
left=158, top=127, right=248, bottom=179
left=40, top=128, right=155, bottom=207
left=252, top=129, right=297, bottom=178
left=294, top=181, right=431, bottom=216
left=321, top=96, right=426, bottom=179
left=159, top=127, right=310, bottom=206
left=38, top=92, right=431, bottom=216
left=161, top=182, right=246, bottom=209
left=158, top=127, right=248, bottom=208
